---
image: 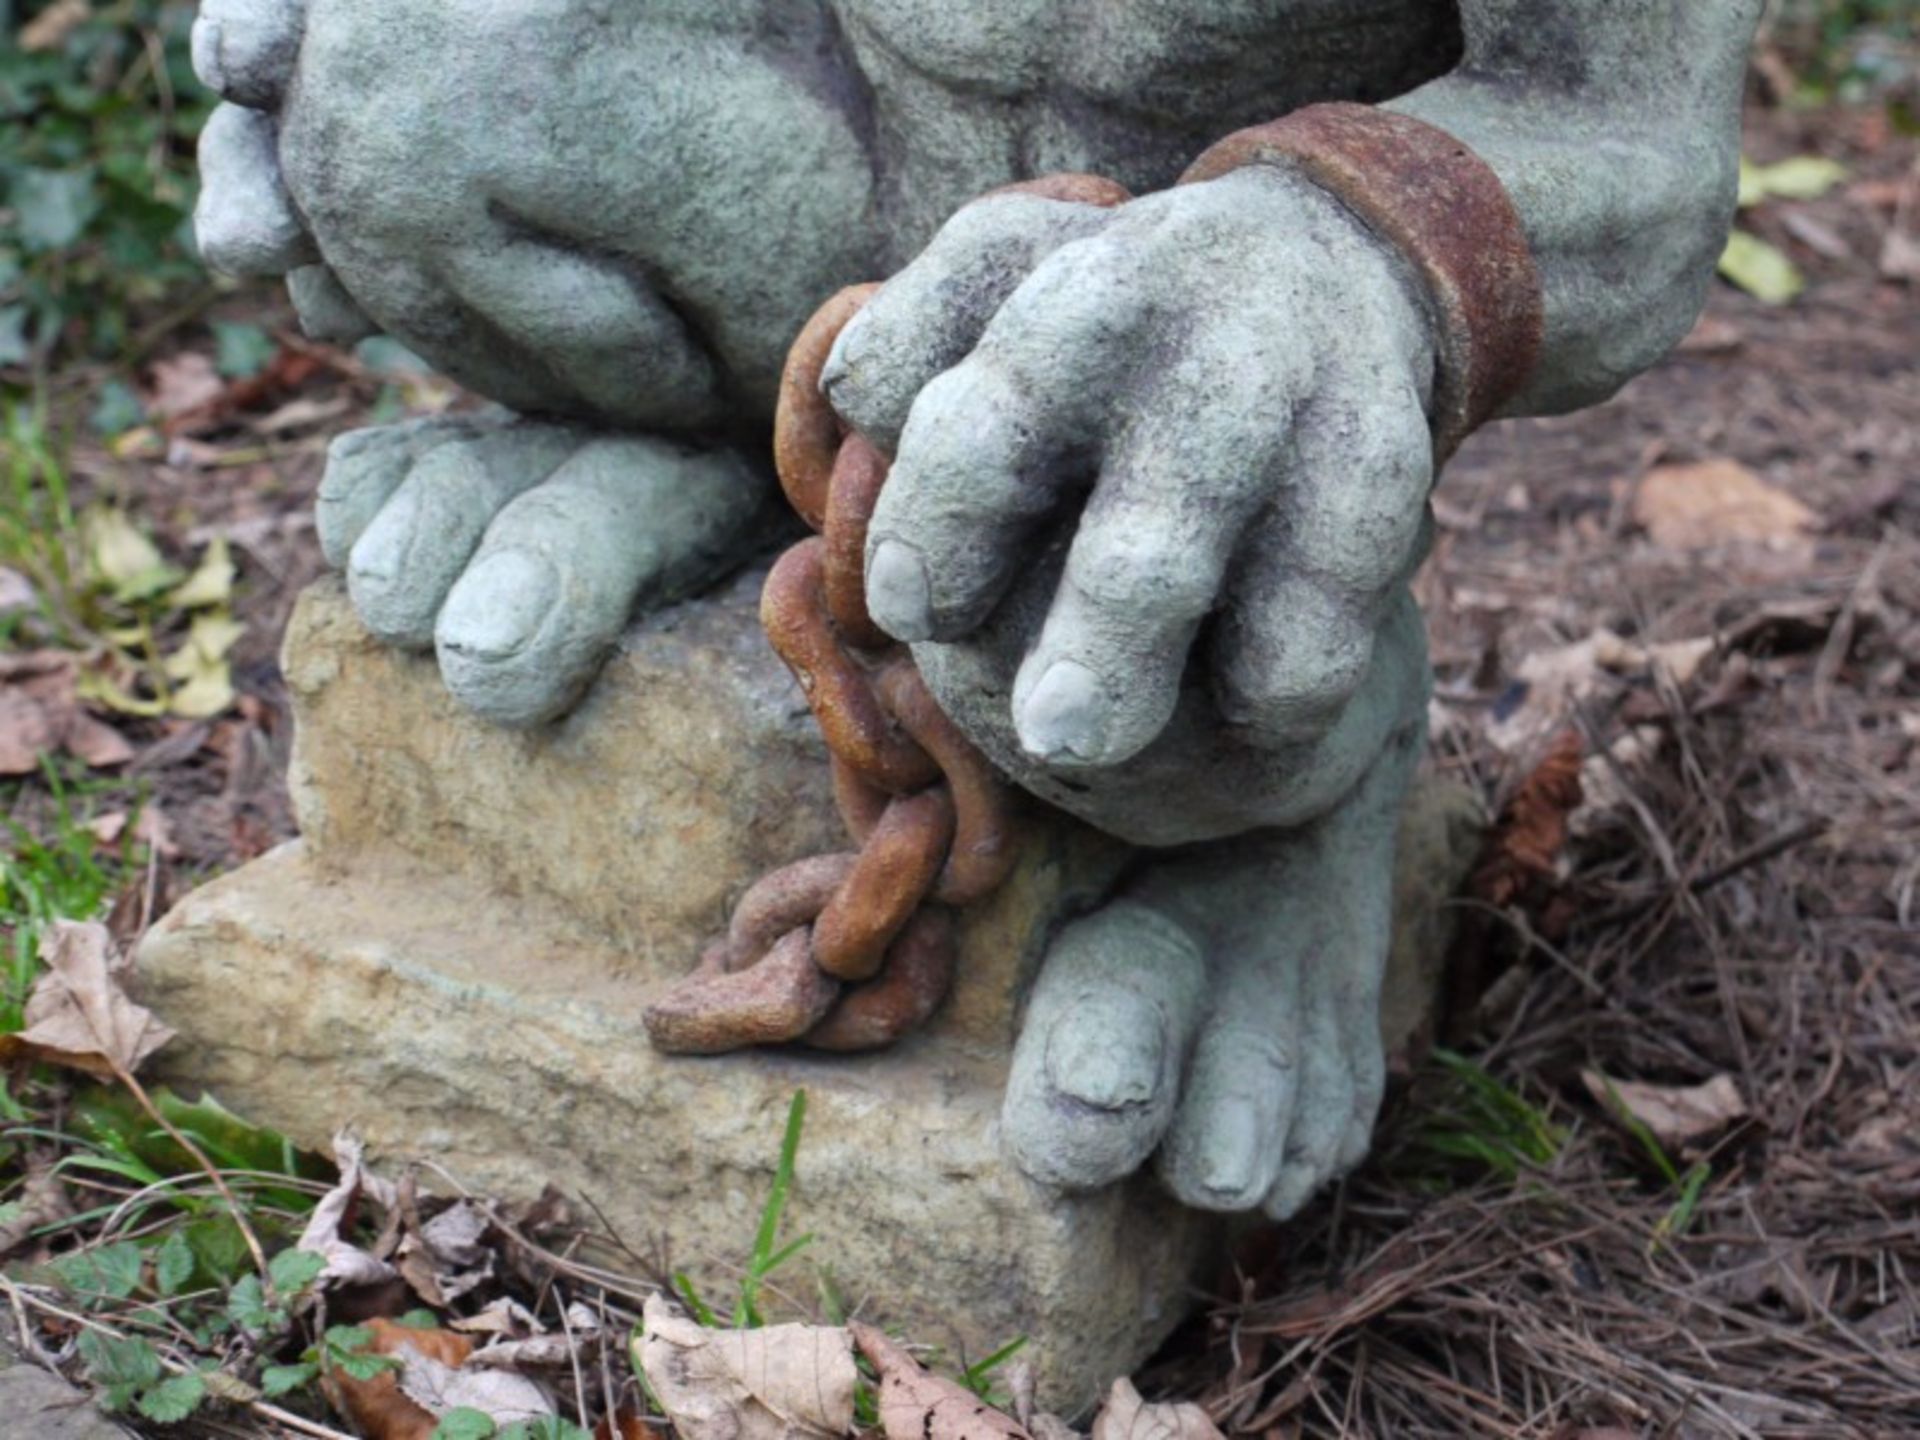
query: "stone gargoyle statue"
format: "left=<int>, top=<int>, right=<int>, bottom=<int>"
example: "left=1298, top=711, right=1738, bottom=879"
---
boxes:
left=191, top=0, right=1762, bottom=1222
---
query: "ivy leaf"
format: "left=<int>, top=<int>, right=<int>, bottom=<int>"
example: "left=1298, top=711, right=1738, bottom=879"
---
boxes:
left=434, top=1410, right=500, bottom=1440
left=153, top=1231, right=195, bottom=1297
left=212, top=319, right=276, bottom=378
left=10, top=165, right=100, bottom=252
left=136, top=1373, right=208, bottom=1424
left=260, top=1361, right=321, bottom=1398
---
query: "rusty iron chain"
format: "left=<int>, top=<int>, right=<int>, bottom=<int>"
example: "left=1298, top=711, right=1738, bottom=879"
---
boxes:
left=643, top=176, right=1131, bottom=1055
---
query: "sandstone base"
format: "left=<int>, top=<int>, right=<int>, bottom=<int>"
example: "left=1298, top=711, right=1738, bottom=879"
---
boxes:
left=136, top=575, right=1482, bottom=1410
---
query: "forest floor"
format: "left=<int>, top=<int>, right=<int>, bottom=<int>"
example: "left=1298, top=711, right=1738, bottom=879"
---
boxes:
left=1, top=101, right=1916, bottom=1439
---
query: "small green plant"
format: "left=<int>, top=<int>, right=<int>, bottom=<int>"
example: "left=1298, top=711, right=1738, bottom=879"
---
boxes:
left=0, top=758, right=137, bottom=1031
left=1396, top=1049, right=1567, bottom=1185
left=1588, top=1075, right=1714, bottom=1251
left=1, top=0, right=216, bottom=369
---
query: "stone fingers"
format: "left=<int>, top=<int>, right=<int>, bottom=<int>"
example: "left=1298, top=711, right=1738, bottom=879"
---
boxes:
left=823, top=193, right=1118, bottom=455
left=1008, top=320, right=1307, bottom=769
left=863, top=228, right=1156, bottom=647
left=192, top=0, right=306, bottom=111
left=194, top=103, right=318, bottom=278
left=1212, top=379, right=1433, bottom=747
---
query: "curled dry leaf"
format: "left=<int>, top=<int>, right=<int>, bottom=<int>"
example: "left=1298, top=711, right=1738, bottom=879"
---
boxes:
left=0, top=1157, right=74, bottom=1261
left=852, top=1322, right=1031, bottom=1440
left=1583, top=1071, right=1750, bottom=1153
left=298, top=1133, right=400, bottom=1288
left=398, top=1199, right=495, bottom=1306
left=1470, top=731, right=1584, bottom=916
left=470, top=1304, right=603, bottom=1371
left=1090, top=1378, right=1224, bottom=1440
left=639, top=1294, right=857, bottom=1440
left=1632, top=460, right=1817, bottom=552
left=398, top=1342, right=553, bottom=1425
left=0, top=920, right=175, bottom=1077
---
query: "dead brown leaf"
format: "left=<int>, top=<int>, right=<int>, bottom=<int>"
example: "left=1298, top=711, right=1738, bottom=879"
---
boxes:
left=18, top=0, right=89, bottom=51
left=0, top=651, right=133, bottom=774
left=1470, top=731, right=1585, bottom=916
left=1632, top=460, right=1818, bottom=551
left=147, top=352, right=225, bottom=422
left=852, top=1321, right=1030, bottom=1440
left=397, top=1199, right=495, bottom=1307
left=1091, top=1378, right=1223, bottom=1440
left=639, top=1296, right=857, bottom=1440
left=297, top=1134, right=401, bottom=1288
left=1582, top=1070, right=1750, bottom=1153
left=89, top=807, right=178, bottom=859
left=0, top=920, right=175, bottom=1078
left=326, top=1318, right=475, bottom=1440
left=0, top=1157, right=74, bottom=1261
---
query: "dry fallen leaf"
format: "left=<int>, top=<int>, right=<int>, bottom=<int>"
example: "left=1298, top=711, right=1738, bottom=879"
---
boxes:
left=0, top=1157, right=74, bottom=1261
left=1470, top=731, right=1584, bottom=915
left=398, top=1199, right=495, bottom=1307
left=18, top=0, right=89, bottom=51
left=297, top=1134, right=401, bottom=1288
left=1091, top=1378, right=1224, bottom=1440
left=1583, top=1070, right=1750, bottom=1153
left=1633, top=460, right=1817, bottom=552
left=396, top=1342, right=552, bottom=1425
left=0, top=651, right=134, bottom=774
left=88, top=807, right=178, bottom=859
left=639, top=1294, right=857, bottom=1440
left=326, top=1318, right=475, bottom=1440
left=147, top=352, right=226, bottom=423
left=0, top=920, right=175, bottom=1078
left=852, top=1321, right=1031, bottom=1440
left=469, top=1304, right=602, bottom=1371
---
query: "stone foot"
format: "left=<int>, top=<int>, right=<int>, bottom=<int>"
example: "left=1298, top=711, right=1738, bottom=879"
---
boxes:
left=316, top=416, right=770, bottom=726
left=1003, top=722, right=1420, bottom=1219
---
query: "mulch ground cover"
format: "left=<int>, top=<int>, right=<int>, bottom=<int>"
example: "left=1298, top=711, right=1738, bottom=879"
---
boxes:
left=2, top=99, right=1915, bottom=1438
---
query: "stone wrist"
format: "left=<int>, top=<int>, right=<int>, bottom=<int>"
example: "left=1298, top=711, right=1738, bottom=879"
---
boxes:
left=1180, top=103, right=1544, bottom=461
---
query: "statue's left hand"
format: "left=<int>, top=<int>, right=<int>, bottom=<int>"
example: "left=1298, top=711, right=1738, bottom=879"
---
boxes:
left=825, top=166, right=1438, bottom=771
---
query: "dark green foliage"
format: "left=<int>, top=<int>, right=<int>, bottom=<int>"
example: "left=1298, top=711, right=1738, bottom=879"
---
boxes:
left=0, top=1, right=214, bottom=368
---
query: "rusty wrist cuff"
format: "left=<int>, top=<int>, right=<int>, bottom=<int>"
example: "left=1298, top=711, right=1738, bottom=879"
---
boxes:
left=1181, top=102, right=1544, bottom=460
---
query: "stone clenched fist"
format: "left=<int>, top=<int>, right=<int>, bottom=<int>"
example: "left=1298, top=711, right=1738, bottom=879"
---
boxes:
left=826, top=168, right=1437, bottom=843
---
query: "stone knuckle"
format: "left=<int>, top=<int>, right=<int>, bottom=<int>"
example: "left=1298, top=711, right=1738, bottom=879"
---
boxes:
left=1075, top=537, right=1215, bottom=617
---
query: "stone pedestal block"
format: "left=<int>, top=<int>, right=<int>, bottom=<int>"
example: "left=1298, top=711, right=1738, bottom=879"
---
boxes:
left=136, top=573, right=1482, bottom=1410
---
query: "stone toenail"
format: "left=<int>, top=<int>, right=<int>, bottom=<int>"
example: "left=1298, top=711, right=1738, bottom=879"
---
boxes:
left=1194, top=1108, right=1261, bottom=1202
left=1044, top=999, right=1164, bottom=1110
left=438, top=550, right=558, bottom=660
left=1018, top=659, right=1109, bottom=764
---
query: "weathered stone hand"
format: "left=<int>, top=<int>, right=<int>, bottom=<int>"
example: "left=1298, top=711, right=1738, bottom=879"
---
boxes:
left=188, top=0, right=850, bottom=727
left=825, top=167, right=1437, bottom=773
left=820, top=169, right=1445, bottom=1214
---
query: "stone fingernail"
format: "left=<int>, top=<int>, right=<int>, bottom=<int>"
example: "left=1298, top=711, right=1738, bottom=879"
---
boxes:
left=866, top=538, right=933, bottom=641
left=1018, top=659, right=1109, bottom=765
left=437, top=550, right=558, bottom=660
